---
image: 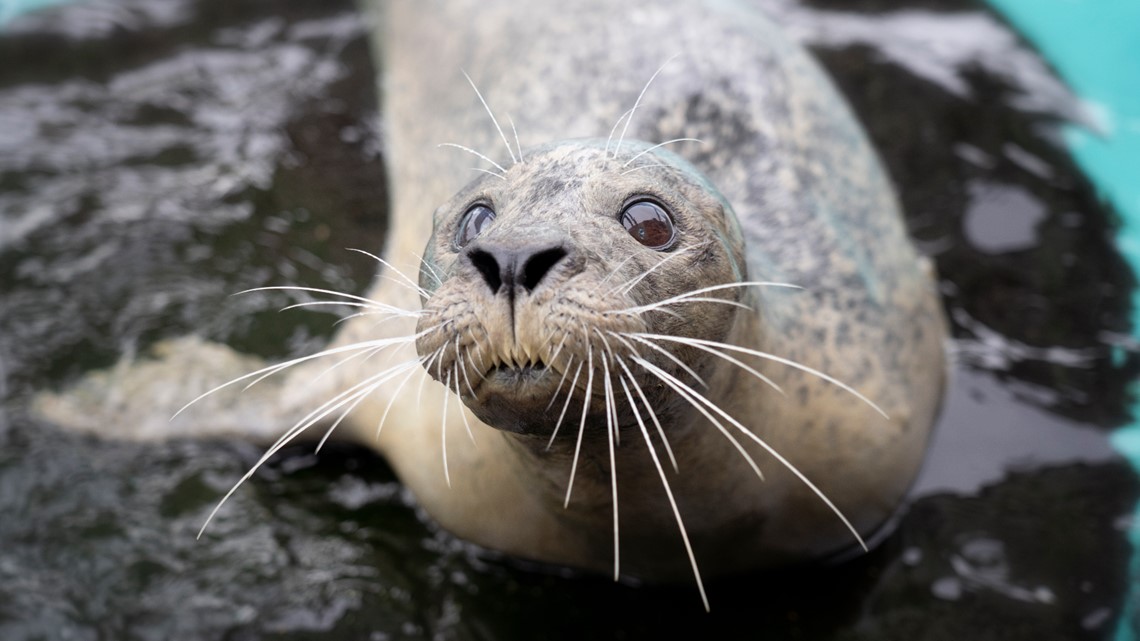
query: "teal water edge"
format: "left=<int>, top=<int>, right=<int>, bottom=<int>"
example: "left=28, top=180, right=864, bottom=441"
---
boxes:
left=0, top=0, right=67, bottom=24
left=984, top=1, right=1140, bottom=638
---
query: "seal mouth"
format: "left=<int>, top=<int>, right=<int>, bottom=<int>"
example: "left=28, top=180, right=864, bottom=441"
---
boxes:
left=486, top=356, right=548, bottom=385
left=491, top=359, right=547, bottom=373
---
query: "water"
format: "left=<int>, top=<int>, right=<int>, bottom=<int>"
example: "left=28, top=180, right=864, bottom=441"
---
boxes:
left=976, top=3, right=1140, bottom=637
left=0, top=0, right=1136, bottom=638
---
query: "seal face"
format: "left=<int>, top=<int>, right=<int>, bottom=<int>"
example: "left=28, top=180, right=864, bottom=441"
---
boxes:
left=415, top=141, right=747, bottom=437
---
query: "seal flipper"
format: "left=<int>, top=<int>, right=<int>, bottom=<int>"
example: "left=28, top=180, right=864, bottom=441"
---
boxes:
left=32, top=336, right=320, bottom=444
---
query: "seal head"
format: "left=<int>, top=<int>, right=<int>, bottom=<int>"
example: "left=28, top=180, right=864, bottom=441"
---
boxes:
left=416, top=139, right=747, bottom=437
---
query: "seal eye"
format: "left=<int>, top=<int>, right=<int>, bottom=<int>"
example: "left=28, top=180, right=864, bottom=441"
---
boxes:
left=620, top=200, right=675, bottom=250
left=455, top=204, right=496, bottom=249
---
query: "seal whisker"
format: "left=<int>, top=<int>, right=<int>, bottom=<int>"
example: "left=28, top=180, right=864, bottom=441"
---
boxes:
left=613, top=53, right=680, bottom=158
left=508, top=114, right=524, bottom=163
left=617, top=332, right=706, bottom=388
left=595, top=329, right=621, bottom=445
left=469, top=339, right=490, bottom=381
left=614, top=355, right=678, bottom=472
left=412, top=251, right=445, bottom=289
left=289, top=358, right=424, bottom=455
left=621, top=138, right=703, bottom=168
left=241, top=333, right=426, bottom=393
left=548, top=332, right=572, bottom=372
left=307, top=342, right=391, bottom=386
left=633, top=333, right=888, bottom=419
left=315, top=376, right=383, bottom=454
left=634, top=356, right=868, bottom=552
left=292, top=368, right=413, bottom=464
left=606, top=331, right=644, bottom=362
left=452, top=362, right=476, bottom=444
left=597, top=254, right=638, bottom=290
left=624, top=331, right=784, bottom=397
left=600, top=351, right=621, bottom=580
left=434, top=345, right=448, bottom=386
left=416, top=346, right=446, bottom=407
left=608, top=306, right=685, bottom=321
left=618, top=370, right=707, bottom=611
left=545, top=353, right=577, bottom=412
left=620, top=163, right=679, bottom=176
left=173, top=333, right=426, bottom=419
left=457, top=341, right=477, bottom=399
left=197, top=357, right=422, bottom=538
left=332, top=310, right=416, bottom=328
left=279, top=301, right=420, bottom=315
left=470, top=167, right=508, bottom=181
left=440, top=370, right=453, bottom=487
left=237, top=285, right=423, bottom=317
left=563, top=344, right=594, bottom=508
left=300, top=341, right=411, bottom=389
left=377, top=356, right=427, bottom=438
left=658, top=280, right=801, bottom=301
left=438, top=143, right=507, bottom=175
left=618, top=297, right=752, bottom=315
left=547, top=361, right=584, bottom=451
left=347, top=248, right=434, bottom=299
left=460, top=69, right=519, bottom=165
left=604, top=108, right=634, bottom=155
left=631, top=356, right=765, bottom=483
left=615, top=279, right=799, bottom=312
left=611, top=245, right=699, bottom=297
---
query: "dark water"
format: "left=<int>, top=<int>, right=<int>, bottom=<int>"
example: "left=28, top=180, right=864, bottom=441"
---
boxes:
left=0, top=0, right=1137, bottom=639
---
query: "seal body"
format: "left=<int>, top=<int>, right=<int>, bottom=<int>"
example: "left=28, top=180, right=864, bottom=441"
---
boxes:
left=314, top=0, right=948, bottom=584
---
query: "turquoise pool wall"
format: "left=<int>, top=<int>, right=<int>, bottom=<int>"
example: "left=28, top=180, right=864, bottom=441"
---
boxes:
left=982, top=1, right=1140, bottom=638
left=0, top=0, right=67, bottom=23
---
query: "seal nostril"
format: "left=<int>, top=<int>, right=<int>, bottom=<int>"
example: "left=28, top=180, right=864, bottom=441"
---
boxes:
left=521, top=247, right=567, bottom=292
left=469, top=249, right=503, bottom=294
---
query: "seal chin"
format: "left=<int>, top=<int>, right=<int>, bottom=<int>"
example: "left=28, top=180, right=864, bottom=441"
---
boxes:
left=465, top=361, right=565, bottom=434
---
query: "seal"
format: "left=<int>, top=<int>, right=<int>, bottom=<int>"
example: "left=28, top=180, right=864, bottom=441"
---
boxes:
left=267, top=0, right=945, bottom=606
left=35, top=0, right=948, bottom=609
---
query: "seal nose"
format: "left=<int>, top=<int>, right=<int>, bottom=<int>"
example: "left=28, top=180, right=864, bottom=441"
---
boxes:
left=468, top=243, right=568, bottom=295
